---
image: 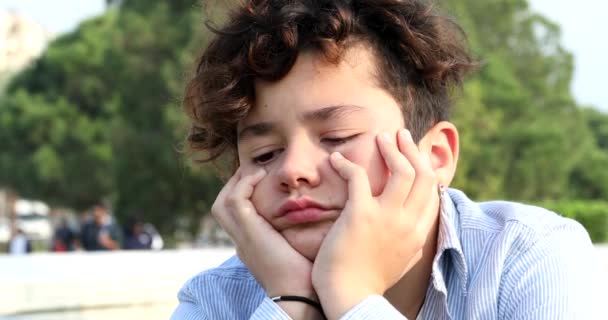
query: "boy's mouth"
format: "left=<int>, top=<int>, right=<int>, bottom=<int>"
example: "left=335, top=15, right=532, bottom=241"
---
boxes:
left=277, top=197, right=339, bottom=225
left=277, top=197, right=328, bottom=217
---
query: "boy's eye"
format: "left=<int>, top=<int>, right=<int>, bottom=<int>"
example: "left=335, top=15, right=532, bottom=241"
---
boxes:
left=322, top=134, right=359, bottom=146
left=252, top=150, right=280, bottom=165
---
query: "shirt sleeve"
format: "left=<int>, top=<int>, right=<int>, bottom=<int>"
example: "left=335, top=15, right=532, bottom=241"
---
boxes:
left=499, top=220, right=601, bottom=320
left=170, top=282, right=207, bottom=320
left=171, top=286, right=294, bottom=320
left=252, top=296, right=408, bottom=320
left=340, top=295, right=408, bottom=320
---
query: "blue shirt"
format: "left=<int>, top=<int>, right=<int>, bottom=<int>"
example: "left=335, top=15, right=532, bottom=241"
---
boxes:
left=171, top=189, right=598, bottom=319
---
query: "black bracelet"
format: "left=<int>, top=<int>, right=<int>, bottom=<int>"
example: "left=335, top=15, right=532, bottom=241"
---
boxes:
left=271, top=295, right=326, bottom=317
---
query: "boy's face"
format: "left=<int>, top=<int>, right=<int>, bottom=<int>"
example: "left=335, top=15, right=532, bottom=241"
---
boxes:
left=237, top=46, right=405, bottom=261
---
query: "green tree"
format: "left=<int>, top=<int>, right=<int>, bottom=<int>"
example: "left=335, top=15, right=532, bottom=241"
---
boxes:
left=568, top=108, right=608, bottom=199
left=442, top=0, right=597, bottom=202
left=0, top=0, right=221, bottom=238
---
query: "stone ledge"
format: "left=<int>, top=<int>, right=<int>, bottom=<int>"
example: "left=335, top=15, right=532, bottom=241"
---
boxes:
left=0, top=248, right=235, bottom=315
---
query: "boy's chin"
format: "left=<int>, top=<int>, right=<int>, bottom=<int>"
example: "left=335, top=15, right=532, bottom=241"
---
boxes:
left=281, top=221, right=333, bottom=262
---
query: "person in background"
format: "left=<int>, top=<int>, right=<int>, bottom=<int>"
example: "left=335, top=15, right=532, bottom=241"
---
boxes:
left=9, top=226, right=32, bottom=255
left=52, top=217, right=76, bottom=252
left=80, top=203, right=122, bottom=251
left=123, top=215, right=153, bottom=250
left=79, top=210, right=96, bottom=251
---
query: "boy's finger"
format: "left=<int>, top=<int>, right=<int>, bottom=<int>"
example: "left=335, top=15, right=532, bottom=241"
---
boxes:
left=376, top=131, right=415, bottom=206
left=211, top=169, right=243, bottom=237
left=403, top=152, right=438, bottom=222
left=220, top=169, right=267, bottom=242
left=230, top=170, right=286, bottom=242
left=227, top=169, right=266, bottom=223
left=396, top=129, right=436, bottom=205
left=211, top=169, right=260, bottom=242
left=329, top=152, right=372, bottom=204
left=215, top=168, right=242, bottom=207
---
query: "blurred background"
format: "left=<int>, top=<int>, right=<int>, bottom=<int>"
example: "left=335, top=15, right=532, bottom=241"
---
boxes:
left=0, top=0, right=606, bottom=319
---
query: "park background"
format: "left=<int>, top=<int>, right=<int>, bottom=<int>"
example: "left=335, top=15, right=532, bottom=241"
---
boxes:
left=0, top=0, right=607, bottom=319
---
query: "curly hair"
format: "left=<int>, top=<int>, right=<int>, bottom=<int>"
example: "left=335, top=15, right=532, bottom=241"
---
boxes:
left=184, top=0, right=476, bottom=170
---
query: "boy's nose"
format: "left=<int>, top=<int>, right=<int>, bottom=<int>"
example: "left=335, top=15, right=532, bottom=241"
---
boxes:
left=277, top=144, right=322, bottom=190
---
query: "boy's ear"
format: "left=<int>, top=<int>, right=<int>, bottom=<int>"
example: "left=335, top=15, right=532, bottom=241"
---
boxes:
left=418, top=121, right=459, bottom=187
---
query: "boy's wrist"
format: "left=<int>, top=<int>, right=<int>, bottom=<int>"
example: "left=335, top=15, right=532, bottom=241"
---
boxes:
left=266, top=288, right=318, bottom=301
left=315, top=282, right=377, bottom=320
left=273, top=298, right=325, bottom=320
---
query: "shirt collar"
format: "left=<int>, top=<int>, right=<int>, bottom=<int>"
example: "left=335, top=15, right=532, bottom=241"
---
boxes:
left=430, top=188, right=468, bottom=295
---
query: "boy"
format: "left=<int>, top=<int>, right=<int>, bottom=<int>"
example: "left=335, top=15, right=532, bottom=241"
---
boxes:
left=172, top=0, right=596, bottom=319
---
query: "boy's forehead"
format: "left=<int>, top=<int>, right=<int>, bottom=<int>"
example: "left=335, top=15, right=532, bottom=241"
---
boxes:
left=237, top=44, right=393, bottom=131
left=238, top=102, right=366, bottom=132
left=254, top=44, right=380, bottom=89
left=244, top=103, right=365, bottom=122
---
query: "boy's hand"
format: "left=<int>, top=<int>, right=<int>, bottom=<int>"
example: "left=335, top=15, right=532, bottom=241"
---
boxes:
left=312, top=129, right=440, bottom=319
left=211, top=168, right=317, bottom=301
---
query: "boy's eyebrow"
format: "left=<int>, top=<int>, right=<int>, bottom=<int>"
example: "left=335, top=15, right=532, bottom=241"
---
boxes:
left=238, top=122, right=276, bottom=142
left=238, top=104, right=365, bottom=142
left=301, top=104, right=365, bottom=122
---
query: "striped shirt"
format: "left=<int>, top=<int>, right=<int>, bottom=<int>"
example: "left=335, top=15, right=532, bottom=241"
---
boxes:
left=171, top=189, right=598, bottom=319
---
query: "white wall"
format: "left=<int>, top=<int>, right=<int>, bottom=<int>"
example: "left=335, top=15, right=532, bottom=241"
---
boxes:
left=0, top=248, right=235, bottom=317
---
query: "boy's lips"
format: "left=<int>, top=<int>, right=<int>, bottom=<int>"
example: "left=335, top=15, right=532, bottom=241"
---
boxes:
left=277, top=197, right=328, bottom=216
left=277, top=197, right=339, bottom=225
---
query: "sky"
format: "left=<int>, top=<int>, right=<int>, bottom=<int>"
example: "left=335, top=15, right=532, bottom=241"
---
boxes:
left=528, top=0, right=608, bottom=111
left=1, top=0, right=105, bottom=34
left=1, top=0, right=606, bottom=112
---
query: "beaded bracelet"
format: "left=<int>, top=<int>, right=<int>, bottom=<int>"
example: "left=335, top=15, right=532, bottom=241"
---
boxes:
left=271, top=295, right=326, bottom=318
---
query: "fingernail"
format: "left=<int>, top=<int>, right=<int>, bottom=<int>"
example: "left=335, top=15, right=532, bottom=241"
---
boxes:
left=401, top=129, right=413, bottom=142
left=332, top=152, right=344, bottom=160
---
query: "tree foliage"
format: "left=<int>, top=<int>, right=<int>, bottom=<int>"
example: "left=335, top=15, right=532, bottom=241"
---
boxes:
left=0, top=0, right=606, bottom=240
left=0, top=0, right=221, bottom=237
left=440, top=0, right=605, bottom=201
